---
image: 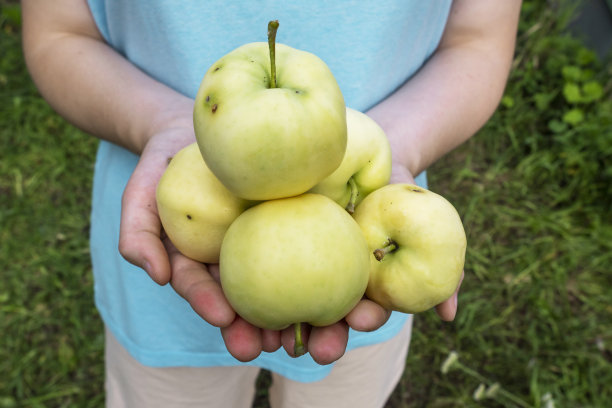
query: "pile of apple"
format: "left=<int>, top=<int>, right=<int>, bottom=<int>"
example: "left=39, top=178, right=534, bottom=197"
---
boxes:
left=156, top=22, right=466, bottom=355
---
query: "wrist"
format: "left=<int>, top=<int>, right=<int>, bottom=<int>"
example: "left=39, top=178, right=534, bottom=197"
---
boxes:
left=366, top=106, right=429, bottom=179
left=389, top=162, right=416, bottom=185
left=138, top=95, right=195, bottom=153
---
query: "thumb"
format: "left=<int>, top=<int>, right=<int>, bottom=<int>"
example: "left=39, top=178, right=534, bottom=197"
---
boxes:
left=118, top=153, right=171, bottom=285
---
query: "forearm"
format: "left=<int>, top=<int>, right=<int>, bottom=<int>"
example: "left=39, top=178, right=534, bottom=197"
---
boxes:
left=21, top=0, right=193, bottom=154
left=368, top=0, right=522, bottom=177
left=368, top=43, right=513, bottom=177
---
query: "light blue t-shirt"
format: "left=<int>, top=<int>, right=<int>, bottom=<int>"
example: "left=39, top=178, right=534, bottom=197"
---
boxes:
left=88, top=0, right=451, bottom=382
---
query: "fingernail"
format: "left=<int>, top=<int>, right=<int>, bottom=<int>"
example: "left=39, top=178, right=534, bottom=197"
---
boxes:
left=451, top=294, right=458, bottom=320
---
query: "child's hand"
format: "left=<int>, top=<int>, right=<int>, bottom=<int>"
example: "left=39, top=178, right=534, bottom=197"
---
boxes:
left=435, top=271, right=463, bottom=321
left=115, top=129, right=359, bottom=364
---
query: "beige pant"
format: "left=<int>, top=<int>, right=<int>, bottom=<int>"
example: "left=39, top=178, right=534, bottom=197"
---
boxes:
left=105, top=318, right=412, bottom=408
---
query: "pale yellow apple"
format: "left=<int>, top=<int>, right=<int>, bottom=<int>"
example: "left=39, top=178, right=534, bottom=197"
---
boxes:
left=352, top=184, right=466, bottom=314
left=219, top=193, right=370, bottom=330
left=156, top=143, right=253, bottom=263
left=193, top=39, right=347, bottom=200
left=309, top=107, right=391, bottom=212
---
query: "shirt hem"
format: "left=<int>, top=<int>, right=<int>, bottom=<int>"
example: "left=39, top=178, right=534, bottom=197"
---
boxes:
left=96, top=293, right=409, bottom=383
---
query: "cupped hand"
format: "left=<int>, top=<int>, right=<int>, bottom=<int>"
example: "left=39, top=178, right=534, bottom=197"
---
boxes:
left=115, top=126, right=387, bottom=364
left=117, top=127, right=286, bottom=362
left=117, top=127, right=236, bottom=328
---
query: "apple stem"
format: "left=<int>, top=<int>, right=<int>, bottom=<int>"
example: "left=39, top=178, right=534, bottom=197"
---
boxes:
left=294, top=322, right=305, bottom=356
left=374, top=239, right=398, bottom=261
left=345, top=177, right=359, bottom=214
left=267, top=20, right=279, bottom=89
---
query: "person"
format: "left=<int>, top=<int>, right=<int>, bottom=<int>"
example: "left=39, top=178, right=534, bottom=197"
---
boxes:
left=21, top=1, right=522, bottom=407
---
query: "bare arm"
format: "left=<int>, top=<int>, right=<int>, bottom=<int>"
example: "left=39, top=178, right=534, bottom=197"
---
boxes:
left=368, top=0, right=522, bottom=181
left=21, top=0, right=193, bottom=154
left=368, top=0, right=521, bottom=319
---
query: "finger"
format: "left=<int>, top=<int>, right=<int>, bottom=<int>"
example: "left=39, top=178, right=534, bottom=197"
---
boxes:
left=435, top=270, right=465, bottom=321
left=389, top=163, right=416, bottom=185
left=281, top=323, right=311, bottom=357
left=345, top=298, right=392, bottom=332
left=166, top=242, right=235, bottom=328
left=118, top=155, right=170, bottom=285
left=435, top=294, right=457, bottom=322
left=307, top=321, right=349, bottom=365
left=207, top=263, right=221, bottom=283
left=220, top=316, right=263, bottom=362
left=261, top=329, right=282, bottom=353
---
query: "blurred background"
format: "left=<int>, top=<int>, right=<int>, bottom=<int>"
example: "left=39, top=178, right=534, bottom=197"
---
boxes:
left=1, top=1, right=610, bottom=407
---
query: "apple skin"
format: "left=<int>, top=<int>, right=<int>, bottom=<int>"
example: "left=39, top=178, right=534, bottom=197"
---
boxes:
left=219, top=194, right=370, bottom=330
left=309, top=107, right=391, bottom=211
left=193, top=42, right=347, bottom=201
left=156, top=143, right=253, bottom=263
left=352, top=184, right=467, bottom=314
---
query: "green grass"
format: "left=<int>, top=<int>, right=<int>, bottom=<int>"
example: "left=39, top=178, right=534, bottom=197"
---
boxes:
left=1, top=4, right=103, bottom=407
left=1, top=1, right=611, bottom=407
